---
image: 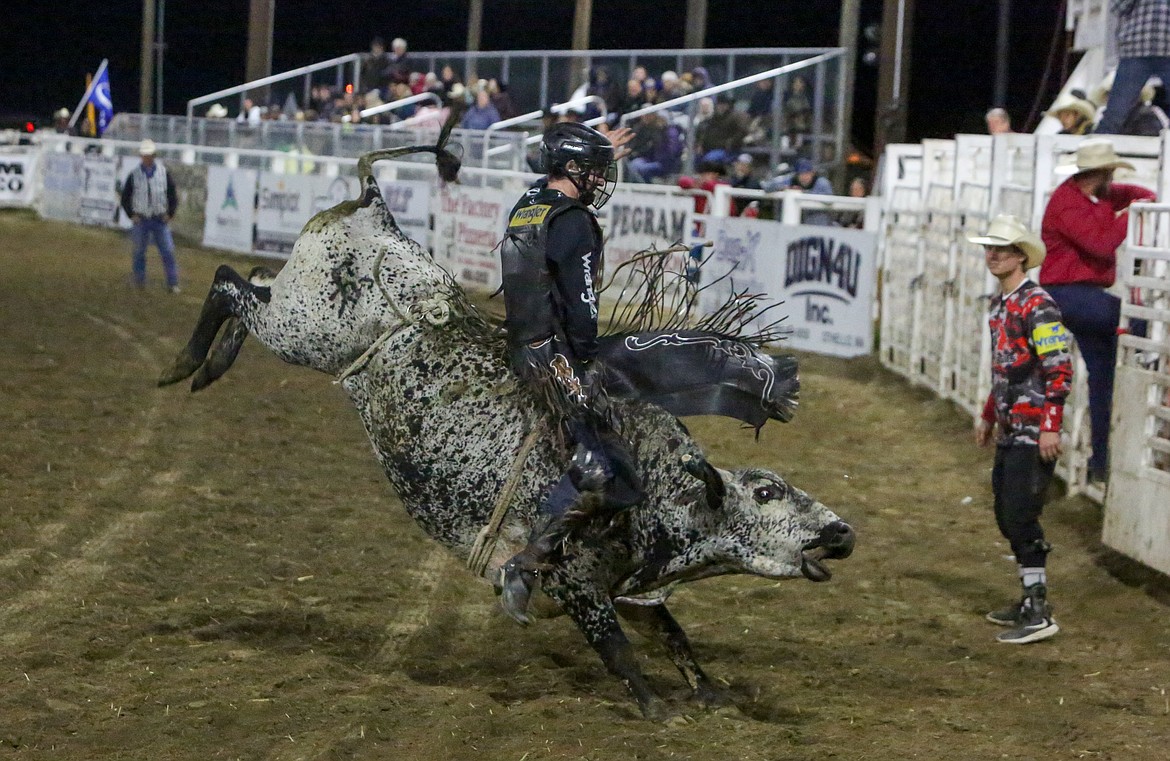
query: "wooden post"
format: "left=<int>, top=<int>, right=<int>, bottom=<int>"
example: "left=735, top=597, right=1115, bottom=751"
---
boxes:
left=467, top=0, right=484, bottom=83
left=571, top=0, right=593, bottom=93
left=246, top=0, right=275, bottom=105
left=684, top=0, right=707, bottom=50
left=140, top=0, right=155, bottom=114
left=875, top=0, right=915, bottom=156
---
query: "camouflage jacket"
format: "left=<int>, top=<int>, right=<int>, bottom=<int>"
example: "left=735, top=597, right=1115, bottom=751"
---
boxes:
left=980, top=279, right=1074, bottom=447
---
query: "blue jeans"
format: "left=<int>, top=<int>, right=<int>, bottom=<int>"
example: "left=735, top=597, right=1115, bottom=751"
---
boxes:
left=1045, top=284, right=1120, bottom=475
left=131, top=216, right=178, bottom=288
left=1097, top=56, right=1170, bottom=134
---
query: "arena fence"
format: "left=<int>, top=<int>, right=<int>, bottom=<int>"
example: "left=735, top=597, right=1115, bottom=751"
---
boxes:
left=876, top=132, right=1170, bottom=573
left=24, top=133, right=880, bottom=360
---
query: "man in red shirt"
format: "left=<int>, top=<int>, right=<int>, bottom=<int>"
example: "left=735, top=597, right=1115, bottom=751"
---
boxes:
left=1040, top=138, right=1156, bottom=480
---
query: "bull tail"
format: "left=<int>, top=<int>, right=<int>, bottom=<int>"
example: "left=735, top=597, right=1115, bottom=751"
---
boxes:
left=356, top=115, right=462, bottom=191
left=158, top=265, right=273, bottom=389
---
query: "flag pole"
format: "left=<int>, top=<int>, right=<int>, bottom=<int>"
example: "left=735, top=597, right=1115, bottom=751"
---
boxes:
left=69, top=58, right=109, bottom=128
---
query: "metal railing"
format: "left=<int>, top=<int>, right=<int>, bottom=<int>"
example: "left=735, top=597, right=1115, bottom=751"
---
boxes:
left=359, top=91, right=442, bottom=120
left=186, top=53, right=362, bottom=121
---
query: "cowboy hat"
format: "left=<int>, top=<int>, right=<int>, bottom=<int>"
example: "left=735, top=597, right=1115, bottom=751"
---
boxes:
left=138, top=139, right=157, bottom=156
left=206, top=103, right=228, bottom=118
left=1054, top=137, right=1136, bottom=175
left=1046, top=92, right=1096, bottom=123
left=54, top=107, right=70, bottom=120
left=967, top=214, right=1046, bottom=270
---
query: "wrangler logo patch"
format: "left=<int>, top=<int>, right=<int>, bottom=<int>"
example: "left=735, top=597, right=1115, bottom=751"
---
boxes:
left=1032, top=322, right=1069, bottom=354
left=508, top=204, right=551, bottom=228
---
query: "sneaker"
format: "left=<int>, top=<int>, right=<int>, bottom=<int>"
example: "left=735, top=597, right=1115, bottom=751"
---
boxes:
left=996, top=584, right=1059, bottom=644
left=985, top=598, right=1025, bottom=627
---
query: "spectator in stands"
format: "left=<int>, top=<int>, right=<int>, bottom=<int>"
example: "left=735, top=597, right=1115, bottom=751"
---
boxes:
left=446, top=83, right=469, bottom=124
left=631, top=65, right=649, bottom=86
left=729, top=153, right=760, bottom=190
left=586, top=66, right=621, bottom=120
left=763, top=158, right=831, bottom=194
left=1040, top=138, right=1156, bottom=481
left=488, top=79, right=517, bottom=122
left=360, top=37, right=392, bottom=96
left=626, top=111, right=683, bottom=183
left=985, top=108, right=1014, bottom=135
left=387, top=37, right=410, bottom=84
left=660, top=70, right=685, bottom=101
left=697, top=95, right=750, bottom=165
left=678, top=160, right=733, bottom=214
left=1097, top=0, right=1170, bottom=134
left=53, top=107, right=71, bottom=133
left=843, top=177, right=870, bottom=228
left=783, top=75, right=813, bottom=147
left=423, top=72, right=444, bottom=98
left=970, top=214, right=1070, bottom=645
left=236, top=98, right=263, bottom=126
left=409, top=72, right=425, bottom=96
left=1047, top=92, right=1096, bottom=135
left=120, top=139, right=180, bottom=293
left=388, top=82, right=416, bottom=118
left=690, top=66, right=712, bottom=90
left=642, top=78, right=660, bottom=106
left=748, top=78, right=775, bottom=120
left=439, top=64, right=461, bottom=94
left=461, top=86, right=501, bottom=130
left=621, top=78, right=647, bottom=118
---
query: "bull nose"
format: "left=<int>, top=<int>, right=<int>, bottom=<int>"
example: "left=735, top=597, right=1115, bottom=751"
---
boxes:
left=819, top=521, right=855, bottom=558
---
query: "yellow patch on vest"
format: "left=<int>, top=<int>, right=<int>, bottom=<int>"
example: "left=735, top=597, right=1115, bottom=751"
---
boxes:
left=508, top=204, right=551, bottom=228
left=1032, top=322, right=1069, bottom=355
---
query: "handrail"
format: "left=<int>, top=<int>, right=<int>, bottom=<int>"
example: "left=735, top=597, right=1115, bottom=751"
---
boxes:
left=415, top=46, right=840, bottom=59
left=359, top=91, right=442, bottom=120
left=617, top=52, right=840, bottom=125
left=482, top=95, right=608, bottom=161
left=186, top=53, right=362, bottom=118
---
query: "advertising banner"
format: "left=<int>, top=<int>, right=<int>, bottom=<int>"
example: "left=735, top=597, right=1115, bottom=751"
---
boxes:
left=597, top=189, right=695, bottom=270
left=0, top=149, right=38, bottom=208
left=374, top=171, right=432, bottom=250
left=79, top=154, right=120, bottom=226
left=699, top=218, right=878, bottom=358
left=38, top=152, right=83, bottom=222
left=255, top=173, right=358, bottom=255
left=203, top=166, right=258, bottom=253
left=433, top=184, right=509, bottom=291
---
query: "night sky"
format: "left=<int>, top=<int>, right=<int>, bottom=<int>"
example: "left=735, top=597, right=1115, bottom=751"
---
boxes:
left=4, top=0, right=1066, bottom=154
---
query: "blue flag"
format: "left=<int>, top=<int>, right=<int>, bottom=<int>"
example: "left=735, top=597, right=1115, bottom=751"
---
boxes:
left=86, top=62, right=114, bottom=136
left=71, top=59, right=114, bottom=136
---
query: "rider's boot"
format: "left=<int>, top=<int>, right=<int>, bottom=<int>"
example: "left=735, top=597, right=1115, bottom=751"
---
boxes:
left=498, top=446, right=607, bottom=625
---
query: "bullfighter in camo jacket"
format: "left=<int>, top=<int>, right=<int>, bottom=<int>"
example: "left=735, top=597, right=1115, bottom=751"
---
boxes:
left=970, top=215, right=1073, bottom=645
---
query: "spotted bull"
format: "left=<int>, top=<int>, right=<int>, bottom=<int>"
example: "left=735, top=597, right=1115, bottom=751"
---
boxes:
left=159, top=139, right=855, bottom=720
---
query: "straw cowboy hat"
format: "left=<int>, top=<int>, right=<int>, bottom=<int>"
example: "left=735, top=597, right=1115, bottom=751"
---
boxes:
left=1055, top=137, right=1136, bottom=176
left=967, top=214, right=1047, bottom=270
left=1046, top=92, right=1097, bottom=123
left=206, top=103, right=228, bottom=118
left=138, top=139, right=157, bottom=156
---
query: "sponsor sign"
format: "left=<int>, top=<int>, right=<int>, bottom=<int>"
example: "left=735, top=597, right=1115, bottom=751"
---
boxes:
left=597, top=189, right=694, bottom=270
left=79, top=154, right=120, bottom=226
left=38, top=152, right=84, bottom=222
left=203, top=166, right=258, bottom=253
left=255, top=173, right=358, bottom=255
left=374, top=170, right=432, bottom=250
left=433, top=184, right=508, bottom=290
left=0, top=149, right=38, bottom=207
left=699, top=218, right=878, bottom=358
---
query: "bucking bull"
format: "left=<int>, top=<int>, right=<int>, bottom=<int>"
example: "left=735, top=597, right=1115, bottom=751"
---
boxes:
left=159, top=134, right=855, bottom=720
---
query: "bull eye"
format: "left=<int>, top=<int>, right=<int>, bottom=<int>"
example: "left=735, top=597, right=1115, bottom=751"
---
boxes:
left=753, top=484, right=785, bottom=503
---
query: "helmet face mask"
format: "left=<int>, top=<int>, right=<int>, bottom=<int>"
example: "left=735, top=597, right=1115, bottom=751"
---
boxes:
left=541, top=123, right=617, bottom=209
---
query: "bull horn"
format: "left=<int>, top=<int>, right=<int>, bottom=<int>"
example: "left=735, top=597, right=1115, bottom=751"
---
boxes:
left=681, top=454, right=725, bottom=510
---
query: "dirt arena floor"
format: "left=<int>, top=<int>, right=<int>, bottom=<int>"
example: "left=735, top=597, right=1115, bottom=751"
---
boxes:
left=2, top=209, right=1169, bottom=760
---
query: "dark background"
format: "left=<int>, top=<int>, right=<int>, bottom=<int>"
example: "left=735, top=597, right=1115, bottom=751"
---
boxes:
left=2, top=0, right=1066, bottom=154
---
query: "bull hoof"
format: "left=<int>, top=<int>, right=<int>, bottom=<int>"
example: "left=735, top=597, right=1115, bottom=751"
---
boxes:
left=498, top=565, right=537, bottom=626
left=157, top=354, right=202, bottom=387
left=693, top=683, right=730, bottom=709
left=640, top=697, right=678, bottom=723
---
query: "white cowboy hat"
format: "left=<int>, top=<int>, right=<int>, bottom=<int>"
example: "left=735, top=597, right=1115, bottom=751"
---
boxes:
left=967, top=214, right=1046, bottom=270
left=54, top=107, right=70, bottom=120
left=1054, top=137, right=1136, bottom=176
left=138, top=139, right=157, bottom=156
left=1046, top=92, right=1097, bottom=123
left=206, top=103, right=228, bottom=118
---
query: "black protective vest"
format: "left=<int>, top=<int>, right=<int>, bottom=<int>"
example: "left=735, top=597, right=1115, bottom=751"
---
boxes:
left=499, top=183, right=601, bottom=348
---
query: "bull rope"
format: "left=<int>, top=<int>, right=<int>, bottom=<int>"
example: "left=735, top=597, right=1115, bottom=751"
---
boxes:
left=466, top=415, right=548, bottom=578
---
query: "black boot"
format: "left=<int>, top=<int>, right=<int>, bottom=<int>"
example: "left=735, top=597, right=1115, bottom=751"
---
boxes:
left=498, top=516, right=570, bottom=626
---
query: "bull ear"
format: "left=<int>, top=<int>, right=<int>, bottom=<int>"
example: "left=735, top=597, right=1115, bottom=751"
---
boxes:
left=682, top=454, right=725, bottom=510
